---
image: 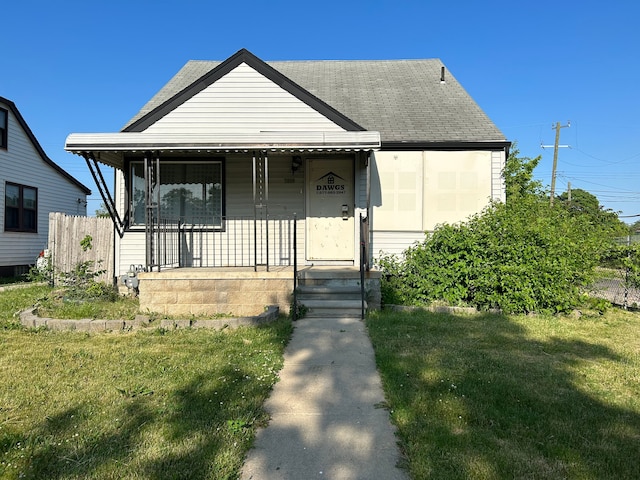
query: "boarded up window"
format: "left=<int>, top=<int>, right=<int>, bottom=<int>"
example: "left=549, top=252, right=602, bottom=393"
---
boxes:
left=371, top=152, right=423, bottom=231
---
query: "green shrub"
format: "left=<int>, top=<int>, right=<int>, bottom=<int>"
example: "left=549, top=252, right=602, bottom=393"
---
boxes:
left=378, top=147, right=622, bottom=314
left=379, top=195, right=608, bottom=314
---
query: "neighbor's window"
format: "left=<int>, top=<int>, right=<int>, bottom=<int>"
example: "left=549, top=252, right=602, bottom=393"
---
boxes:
left=129, top=160, right=223, bottom=227
left=4, top=182, right=37, bottom=232
left=0, top=108, right=7, bottom=149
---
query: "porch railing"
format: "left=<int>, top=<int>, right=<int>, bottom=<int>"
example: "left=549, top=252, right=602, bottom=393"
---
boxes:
left=359, top=213, right=371, bottom=319
left=149, top=215, right=297, bottom=271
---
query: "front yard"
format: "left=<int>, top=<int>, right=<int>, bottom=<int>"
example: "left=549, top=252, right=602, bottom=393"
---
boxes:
left=2, top=285, right=639, bottom=479
left=0, top=285, right=291, bottom=480
left=367, top=308, right=640, bottom=479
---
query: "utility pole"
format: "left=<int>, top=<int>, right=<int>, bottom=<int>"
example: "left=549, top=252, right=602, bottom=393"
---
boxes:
left=548, top=121, right=570, bottom=206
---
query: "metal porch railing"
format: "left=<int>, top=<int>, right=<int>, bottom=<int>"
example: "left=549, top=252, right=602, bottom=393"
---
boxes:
left=360, top=213, right=371, bottom=319
left=148, top=215, right=297, bottom=271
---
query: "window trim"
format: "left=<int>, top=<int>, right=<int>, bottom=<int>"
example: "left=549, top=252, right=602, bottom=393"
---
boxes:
left=126, top=158, right=225, bottom=231
left=0, top=107, right=7, bottom=149
left=4, top=182, right=38, bottom=233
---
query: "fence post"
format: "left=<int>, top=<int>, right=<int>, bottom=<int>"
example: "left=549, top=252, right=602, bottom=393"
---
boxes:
left=624, top=235, right=631, bottom=310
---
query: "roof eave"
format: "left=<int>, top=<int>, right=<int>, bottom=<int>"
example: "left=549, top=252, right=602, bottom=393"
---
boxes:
left=380, top=140, right=511, bottom=151
left=0, top=96, right=92, bottom=195
left=65, top=131, right=381, bottom=168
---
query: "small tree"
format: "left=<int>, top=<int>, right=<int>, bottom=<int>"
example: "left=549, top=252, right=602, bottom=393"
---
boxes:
left=627, top=219, right=640, bottom=235
left=95, top=203, right=110, bottom=218
left=57, top=235, right=117, bottom=301
left=503, top=143, right=543, bottom=200
left=557, top=188, right=628, bottom=237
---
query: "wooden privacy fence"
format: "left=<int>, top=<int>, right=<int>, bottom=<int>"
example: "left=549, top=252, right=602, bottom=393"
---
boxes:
left=48, top=213, right=114, bottom=286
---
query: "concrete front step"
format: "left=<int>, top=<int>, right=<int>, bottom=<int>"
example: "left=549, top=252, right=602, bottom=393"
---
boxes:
left=299, top=299, right=365, bottom=309
left=299, top=298, right=366, bottom=318
left=304, top=309, right=366, bottom=318
left=305, top=307, right=364, bottom=318
left=295, top=268, right=377, bottom=318
left=297, top=285, right=362, bottom=295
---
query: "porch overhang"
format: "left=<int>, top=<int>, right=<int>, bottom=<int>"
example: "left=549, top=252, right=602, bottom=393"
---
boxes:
left=65, top=131, right=381, bottom=169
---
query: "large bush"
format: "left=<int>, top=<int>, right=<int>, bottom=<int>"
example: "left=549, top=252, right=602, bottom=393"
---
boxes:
left=379, top=196, right=610, bottom=314
left=378, top=146, right=622, bottom=314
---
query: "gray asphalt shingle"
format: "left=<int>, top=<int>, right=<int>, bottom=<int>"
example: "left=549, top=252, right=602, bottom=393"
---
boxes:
left=125, top=57, right=506, bottom=144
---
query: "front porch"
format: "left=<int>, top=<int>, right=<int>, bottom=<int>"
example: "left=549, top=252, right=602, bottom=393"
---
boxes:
left=137, top=266, right=381, bottom=318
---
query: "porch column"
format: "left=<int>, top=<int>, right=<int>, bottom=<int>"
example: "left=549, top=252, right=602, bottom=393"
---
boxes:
left=144, top=151, right=160, bottom=271
left=252, top=150, right=270, bottom=271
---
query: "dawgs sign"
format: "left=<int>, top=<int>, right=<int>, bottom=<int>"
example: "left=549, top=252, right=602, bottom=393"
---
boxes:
left=315, top=171, right=347, bottom=195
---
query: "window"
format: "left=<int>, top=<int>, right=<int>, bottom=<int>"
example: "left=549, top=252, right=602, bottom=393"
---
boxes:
left=129, top=160, right=223, bottom=227
left=0, top=108, right=7, bottom=149
left=5, top=182, right=37, bottom=232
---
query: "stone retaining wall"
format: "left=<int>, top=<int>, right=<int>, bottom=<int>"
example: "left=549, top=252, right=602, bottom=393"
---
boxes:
left=19, top=306, right=280, bottom=332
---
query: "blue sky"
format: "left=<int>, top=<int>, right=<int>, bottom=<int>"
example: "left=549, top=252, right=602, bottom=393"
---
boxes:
left=3, top=0, right=639, bottom=222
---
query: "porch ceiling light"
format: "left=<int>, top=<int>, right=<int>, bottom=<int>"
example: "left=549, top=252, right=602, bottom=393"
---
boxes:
left=291, top=155, right=303, bottom=174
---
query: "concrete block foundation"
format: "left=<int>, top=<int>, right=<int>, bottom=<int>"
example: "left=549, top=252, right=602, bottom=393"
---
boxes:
left=137, top=267, right=296, bottom=317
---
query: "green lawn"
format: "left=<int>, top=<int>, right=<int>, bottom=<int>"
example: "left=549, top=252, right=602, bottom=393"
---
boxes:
left=367, top=308, right=640, bottom=479
left=4, top=285, right=639, bottom=479
left=0, top=285, right=292, bottom=480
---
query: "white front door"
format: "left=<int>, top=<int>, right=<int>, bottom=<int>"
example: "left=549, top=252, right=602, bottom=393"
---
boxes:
left=306, top=158, right=355, bottom=261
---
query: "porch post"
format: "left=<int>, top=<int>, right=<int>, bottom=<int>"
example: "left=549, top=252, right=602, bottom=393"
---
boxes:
left=264, top=151, right=270, bottom=272
left=252, top=150, right=270, bottom=271
left=144, top=152, right=160, bottom=271
left=366, top=151, right=372, bottom=220
left=252, top=152, right=257, bottom=272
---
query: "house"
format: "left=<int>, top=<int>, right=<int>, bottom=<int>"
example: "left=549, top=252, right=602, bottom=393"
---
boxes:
left=0, top=96, right=91, bottom=278
left=65, top=49, right=509, bottom=316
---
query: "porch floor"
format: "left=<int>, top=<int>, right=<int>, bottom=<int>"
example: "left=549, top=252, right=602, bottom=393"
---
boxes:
left=141, top=265, right=376, bottom=278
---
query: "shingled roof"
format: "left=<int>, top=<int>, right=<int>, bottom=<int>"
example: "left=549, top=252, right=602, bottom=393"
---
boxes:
left=123, top=51, right=506, bottom=145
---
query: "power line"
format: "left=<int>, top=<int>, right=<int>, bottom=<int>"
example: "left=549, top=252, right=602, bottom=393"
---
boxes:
left=542, top=121, right=571, bottom=206
left=556, top=174, right=640, bottom=194
left=573, top=147, right=640, bottom=165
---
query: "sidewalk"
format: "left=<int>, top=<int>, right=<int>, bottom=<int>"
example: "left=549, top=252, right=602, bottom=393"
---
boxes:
left=240, top=315, right=408, bottom=480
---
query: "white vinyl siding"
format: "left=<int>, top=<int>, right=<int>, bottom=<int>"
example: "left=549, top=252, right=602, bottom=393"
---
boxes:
left=0, top=105, right=87, bottom=268
left=144, top=63, right=346, bottom=135
left=371, top=231, right=428, bottom=259
left=491, top=150, right=506, bottom=202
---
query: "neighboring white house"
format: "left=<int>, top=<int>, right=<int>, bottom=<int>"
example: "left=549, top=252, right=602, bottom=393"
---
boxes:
left=0, top=96, right=91, bottom=277
left=64, top=49, right=509, bottom=315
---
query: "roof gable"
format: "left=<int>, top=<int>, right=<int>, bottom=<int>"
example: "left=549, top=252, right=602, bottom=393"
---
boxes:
left=123, top=50, right=507, bottom=145
left=125, top=49, right=365, bottom=133
left=0, top=96, right=91, bottom=195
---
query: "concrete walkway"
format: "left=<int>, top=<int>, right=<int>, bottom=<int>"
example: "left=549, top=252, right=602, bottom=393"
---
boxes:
left=241, top=315, right=408, bottom=480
